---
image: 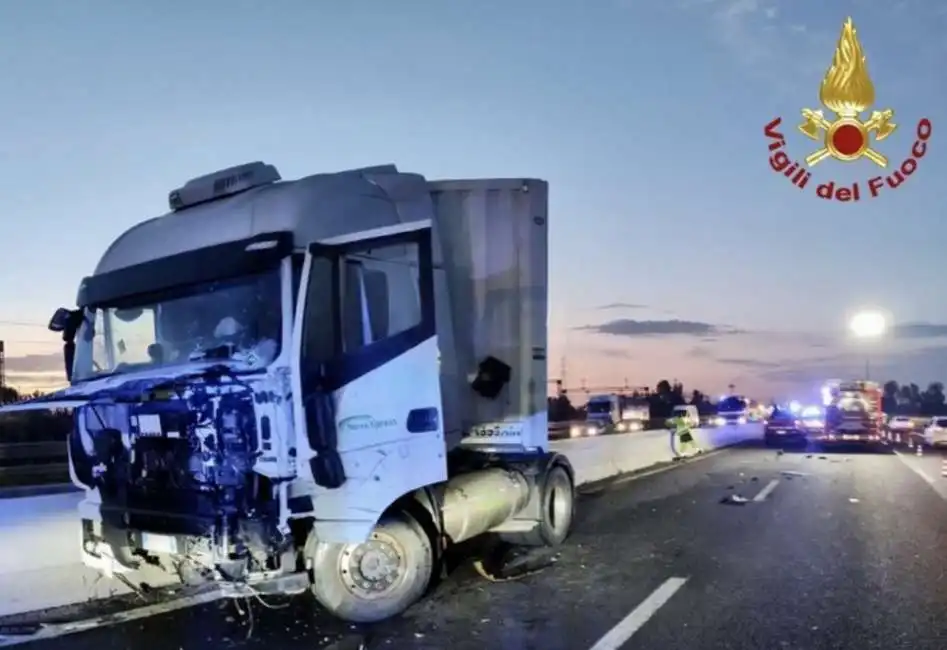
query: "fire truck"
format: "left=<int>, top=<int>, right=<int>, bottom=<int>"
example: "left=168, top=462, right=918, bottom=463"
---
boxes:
left=815, top=380, right=885, bottom=449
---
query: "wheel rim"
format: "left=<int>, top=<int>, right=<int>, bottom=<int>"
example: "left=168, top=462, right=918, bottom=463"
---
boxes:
left=338, top=530, right=408, bottom=601
left=546, top=468, right=574, bottom=539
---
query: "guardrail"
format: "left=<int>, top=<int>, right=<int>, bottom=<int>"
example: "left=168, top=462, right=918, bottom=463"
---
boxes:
left=0, top=440, right=69, bottom=488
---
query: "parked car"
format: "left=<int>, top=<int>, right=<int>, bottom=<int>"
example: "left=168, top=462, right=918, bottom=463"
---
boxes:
left=764, top=408, right=807, bottom=446
left=922, top=417, right=947, bottom=448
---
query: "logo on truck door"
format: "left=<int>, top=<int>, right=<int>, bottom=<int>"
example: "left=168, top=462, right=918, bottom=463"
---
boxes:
left=763, top=17, right=931, bottom=202
left=337, top=414, right=398, bottom=433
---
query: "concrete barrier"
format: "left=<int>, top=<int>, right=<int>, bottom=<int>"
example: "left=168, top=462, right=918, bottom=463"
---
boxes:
left=551, top=424, right=763, bottom=485
left=0, top=423, right=763, bottom=617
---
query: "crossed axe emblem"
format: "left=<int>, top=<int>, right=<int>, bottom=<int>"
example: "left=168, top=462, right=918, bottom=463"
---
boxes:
left=798, top=108, right=896, bottom=167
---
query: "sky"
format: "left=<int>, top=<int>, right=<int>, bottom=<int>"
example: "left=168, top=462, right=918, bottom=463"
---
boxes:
left=1, top=0, right=946, bottom=403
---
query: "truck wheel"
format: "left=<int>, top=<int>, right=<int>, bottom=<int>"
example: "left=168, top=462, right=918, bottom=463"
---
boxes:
left=308, top=512, right=433, bottom=623
left=500, top=463, right=574, bottom=547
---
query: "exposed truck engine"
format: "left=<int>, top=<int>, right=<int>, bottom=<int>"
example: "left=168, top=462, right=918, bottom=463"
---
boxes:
left=2, top=162, right=575, bottom=623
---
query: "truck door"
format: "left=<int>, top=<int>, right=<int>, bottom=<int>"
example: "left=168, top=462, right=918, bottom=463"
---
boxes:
left=292, top=221, right=448, bottom=492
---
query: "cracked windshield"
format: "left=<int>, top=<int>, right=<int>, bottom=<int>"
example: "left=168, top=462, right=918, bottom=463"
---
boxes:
left=0, top=1, right=944, bottom=649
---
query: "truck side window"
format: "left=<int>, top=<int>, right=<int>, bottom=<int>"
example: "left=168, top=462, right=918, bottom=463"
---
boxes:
left=302, top=256, right=337, bottom=362
left=302, top=241, right=422, bottom=361
left=290, top=254, right=305, bottom=309
left=342, top=243, right=421, bottom=350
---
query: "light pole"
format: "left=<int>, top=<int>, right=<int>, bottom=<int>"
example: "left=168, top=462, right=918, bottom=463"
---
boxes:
left=849, top=310, right=887, bottom=380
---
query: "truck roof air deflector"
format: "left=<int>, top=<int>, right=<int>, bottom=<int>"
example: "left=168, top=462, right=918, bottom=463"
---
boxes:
left=168, top=161, right=281, bottom=211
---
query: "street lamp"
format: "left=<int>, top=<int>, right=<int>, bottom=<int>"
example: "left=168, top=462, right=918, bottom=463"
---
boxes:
left=849, top=310, right=887, bottom=379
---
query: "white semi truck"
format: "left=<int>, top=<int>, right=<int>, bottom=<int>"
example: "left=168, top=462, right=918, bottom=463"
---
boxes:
left=580, top=393, right=649, bottom=435
left=2, top=162, right=575, bottom=623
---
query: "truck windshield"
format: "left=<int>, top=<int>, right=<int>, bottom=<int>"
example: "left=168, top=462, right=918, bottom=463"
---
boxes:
left=72, top=270, right=282, bottom=382
left=837, top=394, right=869, bottom=412
left=587, top=401, right=612, bottom=414
left=718, top=397, right=747, bottom=413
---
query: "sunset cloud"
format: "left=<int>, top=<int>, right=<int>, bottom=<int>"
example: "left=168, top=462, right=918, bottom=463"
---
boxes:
left=5, top=352, right=63, bottom=373
left=891, top=322, right=947, bottom=339
left=577, top=318, right=743, bottom=337
left=596, top=302, right=648, bottom=310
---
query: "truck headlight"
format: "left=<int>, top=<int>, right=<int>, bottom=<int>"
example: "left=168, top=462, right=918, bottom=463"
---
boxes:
left=617, top=422, right=627, bottom=432
left=715, top=417, right=725, bottom=426
left=737, top=417, right=747, bottom=425
left=570, top=426, right=582, bottom=437
left=586, top=426, right=599, bottom=436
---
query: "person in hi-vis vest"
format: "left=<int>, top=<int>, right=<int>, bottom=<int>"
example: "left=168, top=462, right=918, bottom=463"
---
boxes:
left=672, top=413, right=702, bottom=458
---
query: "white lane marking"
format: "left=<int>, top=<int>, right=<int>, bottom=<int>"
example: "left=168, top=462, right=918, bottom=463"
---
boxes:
left=587, top=576, right=688, bottom=650
left=894, top=450, right=938, bottom=489
left=752, top=479, right=780, bottom=502
left=0, top=590, right=226, bottom=647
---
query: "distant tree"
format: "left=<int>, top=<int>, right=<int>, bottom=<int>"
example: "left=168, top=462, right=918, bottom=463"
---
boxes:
left=649, top=380, right=674, bottom=419
left=547, top=392, right=578, bottom=422
left=898, top=384, right=912, bottom=404
left=921, top=382, right=946, bottom=416
left=0, top=385, right=20, bottom=404
left=910, top=383, right=922, bottom=406
left=882, top=380, right=899, bottom=413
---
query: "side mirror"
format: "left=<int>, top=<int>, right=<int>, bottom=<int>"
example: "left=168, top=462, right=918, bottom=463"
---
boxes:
left=49, top=308, right=83, bottom=382
left=48, top=307, right=73, bottom=333
left=63, top=341, right=76, bottom=382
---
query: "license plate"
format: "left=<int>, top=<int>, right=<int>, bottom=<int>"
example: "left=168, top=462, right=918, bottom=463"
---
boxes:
left=774, top=429, right=786, bottom=434
left=140, top=532, right=178, bottom=554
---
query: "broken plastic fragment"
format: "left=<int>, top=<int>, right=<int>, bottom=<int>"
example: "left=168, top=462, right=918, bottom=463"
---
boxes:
left=474, top=545, right=557, bottom=581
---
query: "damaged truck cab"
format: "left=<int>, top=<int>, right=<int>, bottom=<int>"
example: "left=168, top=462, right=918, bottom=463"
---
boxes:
left=6, top=162, right=574, bottom=623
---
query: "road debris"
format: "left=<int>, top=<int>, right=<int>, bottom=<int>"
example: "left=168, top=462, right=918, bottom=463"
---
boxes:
left=719, top=494, right=749, bottom=506
left=780, top=471, right=807, bottom=478
left=324, top=634, right=372, bottom=650
left=474, top=545, right=557, bottom=582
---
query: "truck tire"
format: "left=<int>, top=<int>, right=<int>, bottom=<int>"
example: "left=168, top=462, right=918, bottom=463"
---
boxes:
left=308, top=511, right=433, bottom=623
left=499, top=463, right=574, bottom=547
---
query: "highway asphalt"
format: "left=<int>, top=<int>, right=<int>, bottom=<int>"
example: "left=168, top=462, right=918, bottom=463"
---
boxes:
left=8, top=441, right=947, bottom=650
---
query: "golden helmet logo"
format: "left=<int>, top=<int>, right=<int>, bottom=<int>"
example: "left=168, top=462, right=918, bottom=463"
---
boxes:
left=764, top=17, right=932, bottom=202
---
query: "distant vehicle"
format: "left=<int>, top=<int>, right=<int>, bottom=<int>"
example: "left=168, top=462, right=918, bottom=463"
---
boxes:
left=886, top=416, right=915, bottom=440
left=581, top=393, right=650, bottom=435
left=798, top=405, right=824, bottom=434
left=922, top=417, right=947, bottom=448
left=670, top=405, right=700, bottom=428
left=716, top=395, right=749, bottom=426
left=763, top=408, right=806, bottom=446
left=816, top=380, right=884, bottom=450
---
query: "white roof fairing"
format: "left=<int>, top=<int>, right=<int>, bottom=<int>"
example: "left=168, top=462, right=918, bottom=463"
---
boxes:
left=93, top=164, right=435, bottom=276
